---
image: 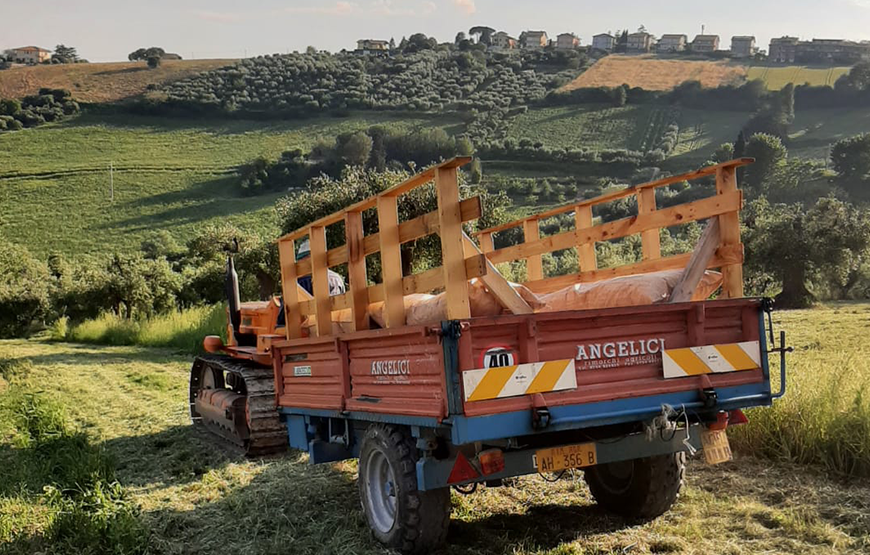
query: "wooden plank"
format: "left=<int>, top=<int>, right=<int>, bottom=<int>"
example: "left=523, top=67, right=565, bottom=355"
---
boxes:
left=523, top=219, right=544, bottom=281
left=668, top=219, right=721, bottom=302
left=716, top=167, right=744, bottom=298
left=574, top=204, right=596, bottom=272
left=637, top=188, right=661, bottom=260
left=277, top=157, right=473, bottom=242
left=486, top=191, right=742, bottom=266
left=278, top=239, right=302, bottom=339
left=479, top=231, right=494, bottom=253
left=474, top=158, right=755, bottom=237
left=436, top=166, right=471, bottom=320
left=523, top=244, right=744, bottom=294
left=309, top=226, right=332, bottom=337
left=294, top=196, right=481, bottom=277
left=345, top=210, right=369, bottom=332
left=297, top=255, right=487, bottom=315
left=377, top=195, right=405, bottom=327
left=462, top=232, right=533, bottom=315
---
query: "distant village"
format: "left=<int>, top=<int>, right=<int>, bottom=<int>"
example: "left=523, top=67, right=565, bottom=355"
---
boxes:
left=357, top=29, right=870, bottom=65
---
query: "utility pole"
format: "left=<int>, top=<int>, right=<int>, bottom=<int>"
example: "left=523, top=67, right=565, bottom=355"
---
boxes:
left=109, top=162, right=114, bottom=202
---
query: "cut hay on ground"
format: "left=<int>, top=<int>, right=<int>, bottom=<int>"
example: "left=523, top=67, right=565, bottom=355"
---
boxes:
left=0, top=59, right=235, bottom=103
left=562, top=55, right=747, bottom=91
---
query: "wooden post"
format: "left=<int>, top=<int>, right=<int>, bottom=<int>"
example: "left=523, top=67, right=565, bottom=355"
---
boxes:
left=462, top=232, right=533, bottom=315
left=668, top=218, right=720, bottom=303
left=574, top=205, right=596, bottom=272
left=278, top=239, right=302, bottom=339
left=435, top=166, right=471, bottom=320
left=377, top=195, right=406, bottom=327
left=637, top=188, right=661, bottom=260
left=479, top=231, right=494, bottom=254
left=716, top=167, right=744, bottom=298
left=345, top=210, right=369, bottom=332
left=309, top=226, right=332, bottom=337
left=523, top=218, right=543, bottom=282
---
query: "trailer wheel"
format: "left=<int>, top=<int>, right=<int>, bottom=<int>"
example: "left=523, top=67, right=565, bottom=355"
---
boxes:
left=358, top=424, right=450, bottom=553
left=584, top=452, right=685, bottom=519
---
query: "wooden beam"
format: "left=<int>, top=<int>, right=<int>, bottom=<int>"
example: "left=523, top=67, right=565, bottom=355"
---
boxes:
left=345, top=210, right=369, bottom=332
left=486, top=191, right=742, bottom=266
left=522, top=244, right=744, bottom=294
left=436, top=166, right=471, bottom=320
left=479, top=231, right=494, bottom=253
left=716, top=167, right=744, bottom=298
left=474, top=158, right=755, bottom=237
left=638, top=188, right=661, bottom=260
left=523, top=219, right=544, bottom=282
left=574, top=204, right=596, bottom=272
left=377, top=195, right=405, bottom=328
left=308, top=226, right=331, bottom=337
left=278, top=239, right=303, bottom=339
left=294, top=196, right=481, bottom=277
left=668, top=219, right=721, bottom=303
left=277, top=157, right=473, bottom=243
left=462, top=232, right=533, bottom=315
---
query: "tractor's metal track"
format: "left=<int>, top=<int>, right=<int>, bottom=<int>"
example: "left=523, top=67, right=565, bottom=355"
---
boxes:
left=190, top=355, right=288, bottom=457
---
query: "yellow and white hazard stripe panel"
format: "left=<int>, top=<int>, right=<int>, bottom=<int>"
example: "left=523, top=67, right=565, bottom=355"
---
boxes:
left=463, top=359, right=576, bottom=402
left=663, top=341, right=761, bottom=379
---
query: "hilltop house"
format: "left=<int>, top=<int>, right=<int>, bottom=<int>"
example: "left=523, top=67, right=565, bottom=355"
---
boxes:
left=521, top=31, right=549, bottom=49
left=730, top=36, right=757, bottom=58
left=9, top=46, right=51, bottom=64
left=691, top=35, right=720, bottom=53
left=769, top=36, right=799, bottom=63
left=556, top=33, right=580, bottom=49
left=627, top=32, right=654, bottom=53
left=356, top=39, right=390, bottom=55
left=592, top=33, right=615, bottom=52
left=657, top=34, right=687, bottom=53
left=492, top=31, right=517, bottom=50
left=795, top=38, right=870, bottom=64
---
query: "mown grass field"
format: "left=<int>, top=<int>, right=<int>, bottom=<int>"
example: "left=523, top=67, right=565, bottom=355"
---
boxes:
left=0, top=59, right=235, bottom=103
left=0, top=112, right=456, bottom=257
left=747, top=65, right=851, bottom=90
left=2, top=303, right=870, bottom=554
left=562, top=56, right=747, bottom=91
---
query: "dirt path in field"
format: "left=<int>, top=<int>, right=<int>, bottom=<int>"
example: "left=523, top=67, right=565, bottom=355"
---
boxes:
left=2, top=339, right=868, bottom=555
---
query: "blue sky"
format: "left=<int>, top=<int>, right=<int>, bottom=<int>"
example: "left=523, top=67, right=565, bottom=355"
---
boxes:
left=5, top=0, right=870, bottom=62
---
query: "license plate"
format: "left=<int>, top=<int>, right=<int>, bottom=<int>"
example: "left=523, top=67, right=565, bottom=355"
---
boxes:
left=701, top=429, right=733, bottom=465
left=534, top=442, right=597, bottom=473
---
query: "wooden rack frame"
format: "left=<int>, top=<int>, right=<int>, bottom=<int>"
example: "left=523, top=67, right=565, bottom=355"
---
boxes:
left=276, top=157, right=752, bottom=340
left=474, top=158, right=752, bottom=297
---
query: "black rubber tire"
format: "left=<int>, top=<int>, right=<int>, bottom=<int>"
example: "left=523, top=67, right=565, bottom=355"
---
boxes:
left=584, top=452, right=685, bottom=519
left=358, top=424, right=451, bottom=554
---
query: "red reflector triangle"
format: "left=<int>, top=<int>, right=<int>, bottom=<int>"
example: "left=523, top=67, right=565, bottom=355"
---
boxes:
left=729, top=409, right=749, bottom=425
left=447, top=452, right=480, bottom=484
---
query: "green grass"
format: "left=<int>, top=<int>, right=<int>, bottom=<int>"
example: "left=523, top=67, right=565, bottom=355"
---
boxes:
left=0, top=112, right=456, bottom=257
left=747, top=65, right=850, bottom=90
left=671, top=108, right=750, bottom=162
left=63, top=304, right=227, bottom=353
left=788, top=107, right=870, bottom=160
left=504, top=104, right=661, bottom=152
left=1, top=304, right=870, bottom=553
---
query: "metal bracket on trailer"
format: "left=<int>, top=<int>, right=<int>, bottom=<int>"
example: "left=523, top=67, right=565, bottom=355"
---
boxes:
left=761, top=298, right=792, bottom=400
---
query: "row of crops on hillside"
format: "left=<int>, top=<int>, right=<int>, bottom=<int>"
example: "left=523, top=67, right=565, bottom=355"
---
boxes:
left=161, top=50, right=565, bottom=117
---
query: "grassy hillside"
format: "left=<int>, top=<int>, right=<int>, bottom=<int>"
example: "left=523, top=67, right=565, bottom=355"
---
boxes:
left=747, top=65, right=850, bottom=90
left=0, top=112, right=456, bottom=256
left=2, top=303, right=870, bottom=553
left=0, top=59, right=235, bottom=102
left=562, top=56, right=747, bottom=91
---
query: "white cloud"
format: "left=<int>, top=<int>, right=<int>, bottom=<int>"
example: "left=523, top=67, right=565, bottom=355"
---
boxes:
left=369, top=0, right=437, bottom=16
left=453, top=0, right=476, bottom=15
left=284, top=2, right=359, bottom=16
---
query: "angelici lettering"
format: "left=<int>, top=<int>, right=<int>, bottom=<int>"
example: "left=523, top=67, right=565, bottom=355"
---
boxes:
left=370, top=359, right=411, bottom=376
left=575, top=338, right=666, bottom=370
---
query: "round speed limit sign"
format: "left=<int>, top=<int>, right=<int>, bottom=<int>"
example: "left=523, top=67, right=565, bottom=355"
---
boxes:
left=482, top=346, right=516, bottom=369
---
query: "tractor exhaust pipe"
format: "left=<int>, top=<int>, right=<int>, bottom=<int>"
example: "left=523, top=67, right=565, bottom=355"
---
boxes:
left=226, top=242, right=242, bottom=338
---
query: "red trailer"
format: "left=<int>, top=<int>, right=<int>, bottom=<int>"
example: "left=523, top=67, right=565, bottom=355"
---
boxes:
left=190, top=157, right=789, bottom=553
